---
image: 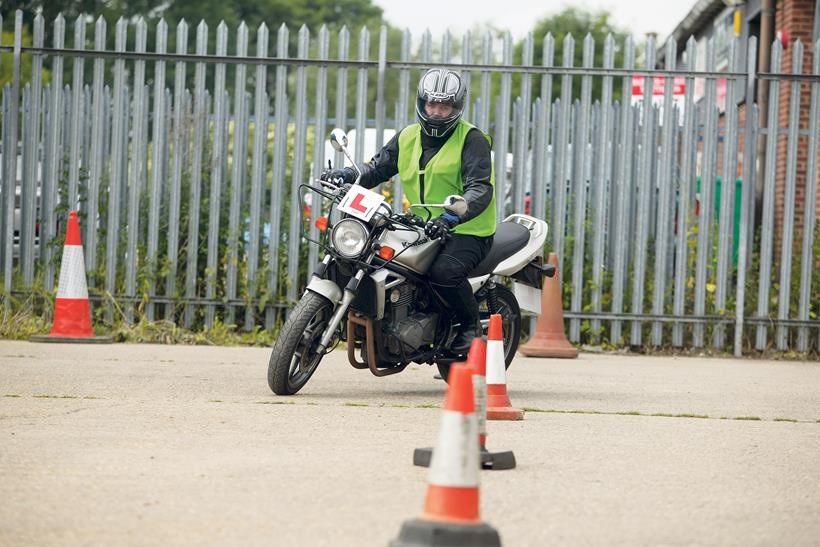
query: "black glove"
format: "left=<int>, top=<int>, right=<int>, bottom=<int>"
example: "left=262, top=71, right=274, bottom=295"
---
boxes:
left=424, top=213, right=460, bottom=240
left=320, top=167, right=357, bottom=186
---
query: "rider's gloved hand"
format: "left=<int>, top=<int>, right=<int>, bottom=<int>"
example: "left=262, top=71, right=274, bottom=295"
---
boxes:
left=320, top=167, right=357, bottom=186
left=424, top=213, right=460, bottom=240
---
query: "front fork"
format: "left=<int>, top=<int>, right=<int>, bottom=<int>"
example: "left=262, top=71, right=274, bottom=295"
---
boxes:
left=315, top=267, right=366, bottom=354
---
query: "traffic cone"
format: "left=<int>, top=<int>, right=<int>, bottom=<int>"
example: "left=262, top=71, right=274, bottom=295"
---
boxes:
left=413, top=339, right=516, bottom=470
left=519, top=252, right=578, bottom=358
left=470, top=338, right=517, bottom=469
left=31, top=211, right=112, bottom=344
left=486, top=314, right=524, bottom=421
left=392, top=364, right=502, bottom=547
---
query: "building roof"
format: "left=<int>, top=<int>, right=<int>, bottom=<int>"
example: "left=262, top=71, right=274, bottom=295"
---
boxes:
left=657, top=0, right=727, bottom=64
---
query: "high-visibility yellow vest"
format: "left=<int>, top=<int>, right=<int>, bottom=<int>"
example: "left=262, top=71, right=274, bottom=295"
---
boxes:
left=397, top=120, right=496, bottom=237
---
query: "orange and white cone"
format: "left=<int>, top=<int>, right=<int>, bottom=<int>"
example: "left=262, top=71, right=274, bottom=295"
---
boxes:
left=486, top=314, right=524, bottom=421
left=31, top=211, right=112, bottom=344
left=468, top=338, right=517, bottom=470
left=519, top=252, right=578, bottom=358
left=391, top=364, right=501, bottom=546
left=413, top=339, right=516, bottom=471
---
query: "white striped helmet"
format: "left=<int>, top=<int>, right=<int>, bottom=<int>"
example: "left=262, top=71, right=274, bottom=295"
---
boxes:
left=415, top=68, right=465, bottom=138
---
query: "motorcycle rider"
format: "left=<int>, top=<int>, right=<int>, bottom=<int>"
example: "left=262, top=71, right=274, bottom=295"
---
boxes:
left=321, top=68, right=496, bottom=354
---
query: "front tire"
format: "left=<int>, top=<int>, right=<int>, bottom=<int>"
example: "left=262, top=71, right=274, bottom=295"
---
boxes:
left=268, top=292, right=334, bottom=395
left=436, top=284, right=521, bottom=380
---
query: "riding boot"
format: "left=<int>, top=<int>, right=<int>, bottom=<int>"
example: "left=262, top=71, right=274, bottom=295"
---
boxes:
left=432, top=279, right=481, bottom=354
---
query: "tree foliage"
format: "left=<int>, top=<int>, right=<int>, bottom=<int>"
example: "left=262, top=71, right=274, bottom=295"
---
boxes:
left=519, top=7, right=634, bottom=103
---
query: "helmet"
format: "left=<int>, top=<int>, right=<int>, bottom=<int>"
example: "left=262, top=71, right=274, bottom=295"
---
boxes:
left=415, top=68, right=465, bottom=138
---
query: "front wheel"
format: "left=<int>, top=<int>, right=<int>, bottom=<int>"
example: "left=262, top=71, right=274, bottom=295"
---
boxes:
left=268, top=291, right=334, bottom=395
left=436, top=283, right=521, bottom=380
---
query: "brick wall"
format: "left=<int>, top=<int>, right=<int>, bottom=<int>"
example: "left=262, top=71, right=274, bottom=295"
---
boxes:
left=774, top=0, right=819, bottom=243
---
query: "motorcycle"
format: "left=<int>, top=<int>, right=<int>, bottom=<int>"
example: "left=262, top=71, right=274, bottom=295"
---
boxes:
left=267, top=129, right=554, bottom=395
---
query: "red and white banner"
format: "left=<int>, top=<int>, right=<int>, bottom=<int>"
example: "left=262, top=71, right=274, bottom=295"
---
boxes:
left=631, top=76, right=687, bottom=122
left=631, top=75, right=686, bottom=97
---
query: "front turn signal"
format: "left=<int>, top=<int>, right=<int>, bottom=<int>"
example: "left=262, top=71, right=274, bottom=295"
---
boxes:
left=378, top=245, right=395, bottom=260
left=315, top=216, right=329, bottom=232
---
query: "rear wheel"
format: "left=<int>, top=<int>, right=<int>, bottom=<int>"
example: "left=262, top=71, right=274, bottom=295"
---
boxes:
left=436, top=284, right=521, bottom=381
left=268, top=292, right=334, bottom=395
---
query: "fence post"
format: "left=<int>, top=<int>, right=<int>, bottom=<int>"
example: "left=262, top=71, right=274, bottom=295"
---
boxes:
left=164, top=19, right=189, bottom=321
left=650, top=38, right=678, bottom=346
left=205, top=21, right=229, bottom=327
left=226, top=22, right=250, bottom=324
left=630, top=35, right=656, bottom=346
left=796, top=39, right=820, bottom=352
left=734, top=37, right=760, bottom=357
left=353, top=27, right=369, bottom=165
left=245, top=22, right=271, bottom=330
left=184, top=21, right=209, bottom=328
left=20, top=14, right=44, bottom=287
left=776, top=40, right=805, bottom=350
left=266, top=23, right=289, bottom=328
left=714, top=37, right=741, bottom=348
left=306, top=25, right=329, bottom=298
left=693, top=38, right=719, bottom=347
left=494, top=32, right=512, bottom=222
left=673, top=36, right=698, bottom=347
left=590, top=34, right=615, bottom=343
left=569, top=34, right=594, bottom=342
left=2, top=12, right=21, bottom=299
left=285, top=26, right=310, bottom=306
left=755, top=41, right=783, bottom=350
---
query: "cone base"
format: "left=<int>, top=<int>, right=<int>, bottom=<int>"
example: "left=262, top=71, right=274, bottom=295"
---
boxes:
left=390, top=518, right=501, bottom=547
left=486, top=406, right=524, bottom=421
left=413, top=447, right=516, bottom=470
left=519, top=334, right=578, bottom=358
left=30, top=334, right=114, bottom=344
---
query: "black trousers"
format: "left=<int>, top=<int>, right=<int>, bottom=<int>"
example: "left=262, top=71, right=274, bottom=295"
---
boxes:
left=427, top=233, right=493, bottom=328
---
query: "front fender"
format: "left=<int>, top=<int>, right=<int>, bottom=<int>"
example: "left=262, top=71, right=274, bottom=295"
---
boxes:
left=306, top=277, right=342, bottom=306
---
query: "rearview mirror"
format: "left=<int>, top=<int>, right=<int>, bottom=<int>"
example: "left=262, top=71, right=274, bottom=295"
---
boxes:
left=443, top=195, right=468, bottom=217
left=329, top=128, right=348, bottom=152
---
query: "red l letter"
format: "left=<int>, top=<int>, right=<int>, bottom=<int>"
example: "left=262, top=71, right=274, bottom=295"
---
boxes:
left=350, top=193, right=368, bottom=213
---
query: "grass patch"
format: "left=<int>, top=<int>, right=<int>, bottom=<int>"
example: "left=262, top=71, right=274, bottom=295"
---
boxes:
left=343, top=402, right=370, bottom=407
left=33, top=394, right=79, bottom=399
left=208, top=400, right=223, bottom=403
left=255, top=400, right=295, bottom=405
left=651, top=413, right=710, bottom=419
left=0, top=293, right=52, bottom=340
left=3, top=394, right=21, bottom=398
left=0, top=291, right=281, bottom=346
left=515, top=407, right=802, bottom=423
left=415, top=404, right=439, bottom=409
left=388, top=404, right=410, bottom=408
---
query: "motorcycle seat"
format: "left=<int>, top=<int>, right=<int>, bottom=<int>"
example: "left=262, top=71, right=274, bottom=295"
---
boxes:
left=469, top=221, right=530, bottom=277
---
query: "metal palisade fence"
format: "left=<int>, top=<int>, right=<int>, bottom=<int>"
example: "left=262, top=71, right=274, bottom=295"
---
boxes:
left=0, top=11, right=818, bottom=355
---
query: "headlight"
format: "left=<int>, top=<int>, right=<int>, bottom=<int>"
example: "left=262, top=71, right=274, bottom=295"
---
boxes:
left=331, top=218, right=368, bottom=258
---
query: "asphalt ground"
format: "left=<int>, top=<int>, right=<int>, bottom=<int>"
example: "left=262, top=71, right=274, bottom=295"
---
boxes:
left=1, top=340, right=818, bottom=546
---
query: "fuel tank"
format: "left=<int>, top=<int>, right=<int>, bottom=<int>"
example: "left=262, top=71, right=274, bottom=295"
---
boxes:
left=377, top=228, right=441, bottom=274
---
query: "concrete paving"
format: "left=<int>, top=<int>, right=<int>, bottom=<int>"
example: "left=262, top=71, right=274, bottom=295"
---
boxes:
left=0, top=340, right=818, bottom=546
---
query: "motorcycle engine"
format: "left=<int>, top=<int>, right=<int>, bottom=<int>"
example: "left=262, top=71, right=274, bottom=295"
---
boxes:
left=383, top=284, right=438, bottom=358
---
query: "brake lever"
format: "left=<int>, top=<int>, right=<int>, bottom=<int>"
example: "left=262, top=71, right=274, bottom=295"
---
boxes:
left=314, top=178, right=339, bottom=190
